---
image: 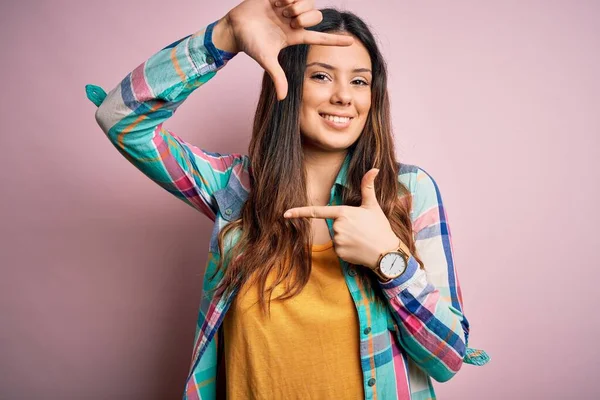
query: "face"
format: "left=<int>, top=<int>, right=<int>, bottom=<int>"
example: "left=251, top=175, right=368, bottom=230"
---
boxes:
left=299, top=33, right=372, bottom=153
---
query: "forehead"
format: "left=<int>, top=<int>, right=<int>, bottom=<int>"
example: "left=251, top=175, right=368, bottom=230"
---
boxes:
left=306, top=35, right=371, bottom=70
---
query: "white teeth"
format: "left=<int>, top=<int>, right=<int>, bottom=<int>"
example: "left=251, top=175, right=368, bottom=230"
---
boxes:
left=321, top=114, right=351, bottom=123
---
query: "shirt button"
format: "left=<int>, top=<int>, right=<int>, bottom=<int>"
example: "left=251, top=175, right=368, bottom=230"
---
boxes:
left=348, top=269, right=357, bottom=277
left=206, top=55, right=215, bottom=64
left=225, top=208, right=232, bottom=215
left=368, top=378, right=376, bottom=387
left=363, top=327, right=371, bottom=335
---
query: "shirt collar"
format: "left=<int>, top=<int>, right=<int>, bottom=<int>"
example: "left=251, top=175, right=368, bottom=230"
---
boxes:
left=334, top=151, right=352, bottom=190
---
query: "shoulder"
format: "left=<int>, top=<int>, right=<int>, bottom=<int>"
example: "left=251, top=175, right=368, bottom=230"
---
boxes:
left=397, top=162, right=441, bottom=196
left=397, top=162, right=446, bottom=222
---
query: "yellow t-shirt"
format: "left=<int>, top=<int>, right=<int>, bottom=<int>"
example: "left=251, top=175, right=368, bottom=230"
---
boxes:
left=222, top=240, right=364, bottom=399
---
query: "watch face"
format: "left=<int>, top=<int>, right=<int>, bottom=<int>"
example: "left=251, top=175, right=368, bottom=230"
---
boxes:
left=380, top=252, right=407, bottom=277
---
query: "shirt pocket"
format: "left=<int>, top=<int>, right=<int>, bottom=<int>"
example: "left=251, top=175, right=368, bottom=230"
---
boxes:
left=213, top=185, right=244, bottom=222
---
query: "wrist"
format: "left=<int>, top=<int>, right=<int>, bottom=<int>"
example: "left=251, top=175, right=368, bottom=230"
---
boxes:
left=212, top=15, right=240, bottom=54
left=370, top=235, right=402, bottom=270
left=369, top=236, right=412, bottom=279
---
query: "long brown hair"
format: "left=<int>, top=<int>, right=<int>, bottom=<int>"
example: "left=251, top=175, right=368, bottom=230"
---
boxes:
left=209, top=8, right=424, bottom=315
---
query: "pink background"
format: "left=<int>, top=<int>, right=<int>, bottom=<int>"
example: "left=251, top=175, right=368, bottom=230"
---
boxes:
left=2, top=0, right=599, bottom=398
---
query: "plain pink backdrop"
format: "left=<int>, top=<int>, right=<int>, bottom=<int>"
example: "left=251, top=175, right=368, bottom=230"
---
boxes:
left=1, top=0, right=599, bottom=398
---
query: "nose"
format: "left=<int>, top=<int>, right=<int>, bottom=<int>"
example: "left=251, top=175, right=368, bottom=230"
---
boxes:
left=330, top=81, right=352, bottom=106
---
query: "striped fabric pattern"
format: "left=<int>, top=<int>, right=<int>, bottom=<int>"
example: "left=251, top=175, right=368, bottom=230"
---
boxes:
left=86, top=19, right=489, bottom=400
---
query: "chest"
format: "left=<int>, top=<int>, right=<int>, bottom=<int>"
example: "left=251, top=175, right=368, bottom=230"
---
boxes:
left=311, top=218, right=333, bottom=246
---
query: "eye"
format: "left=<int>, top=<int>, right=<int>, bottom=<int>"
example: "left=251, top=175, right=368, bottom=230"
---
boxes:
left=310, top=73, right=370, bottom=86
left=311, top=73, right=330, bottom=81
left=352, top=79, right=369, bottom=86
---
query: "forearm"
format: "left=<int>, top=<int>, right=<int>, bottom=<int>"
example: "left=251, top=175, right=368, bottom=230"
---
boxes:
left=85, top=20, right=243, bottom=218
left=379, top=257, right=467, bottom=382
left=93, top=20, right=233, bottom=141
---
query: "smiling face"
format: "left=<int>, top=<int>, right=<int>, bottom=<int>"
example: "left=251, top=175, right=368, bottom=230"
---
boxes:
left=299, top=33, right=372, bottom=153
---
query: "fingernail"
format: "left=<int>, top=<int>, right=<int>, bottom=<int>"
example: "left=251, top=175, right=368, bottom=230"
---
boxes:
left=275, top=1, right=281, bottom=6
left=284, top=211, right=292, bottom=218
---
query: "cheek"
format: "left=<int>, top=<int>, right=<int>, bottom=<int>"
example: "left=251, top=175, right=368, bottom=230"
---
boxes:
left=299, top=91, right=317, bottom=128
left=298, top=105, right=313, bottom=131
left=354, top=102, right=371, bottom=135
left=299, top=104, right=322, bottom=131
left=358, top=95, right=372, bottom=116
left=356, top=100, right=371, bottom=125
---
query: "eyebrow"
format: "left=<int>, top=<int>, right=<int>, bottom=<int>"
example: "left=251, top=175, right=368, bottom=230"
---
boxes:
left=306, top=62, right=372, bottom=74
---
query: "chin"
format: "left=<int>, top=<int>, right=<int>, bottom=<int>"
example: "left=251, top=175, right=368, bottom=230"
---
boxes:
left=307, top=136, right=358, bottom=152
left=301, top=123, right=362, bottom=150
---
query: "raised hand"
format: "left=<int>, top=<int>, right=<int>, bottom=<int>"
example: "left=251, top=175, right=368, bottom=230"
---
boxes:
left=218, top=0, right=355, bottom=100
left=283, top=169, right=407, bottom=269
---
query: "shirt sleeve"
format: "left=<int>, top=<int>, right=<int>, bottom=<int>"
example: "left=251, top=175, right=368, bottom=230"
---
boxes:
left=85, top=20, right=248, bottom=222
left=379, top=167, right=490, bottom=382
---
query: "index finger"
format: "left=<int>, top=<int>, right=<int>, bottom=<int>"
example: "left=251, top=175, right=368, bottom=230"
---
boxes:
left=291, top=30, right=354, bottom=47
left=283, top=205, right=345, bottom=219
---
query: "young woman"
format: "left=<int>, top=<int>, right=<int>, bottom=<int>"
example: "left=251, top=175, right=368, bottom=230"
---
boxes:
left=86, top=0, right=489, bottom=398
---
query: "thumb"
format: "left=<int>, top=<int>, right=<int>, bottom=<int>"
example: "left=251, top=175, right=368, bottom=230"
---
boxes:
left=361, top=168, right=380, bottom=208
left=257, top=55, right=288, bottom=101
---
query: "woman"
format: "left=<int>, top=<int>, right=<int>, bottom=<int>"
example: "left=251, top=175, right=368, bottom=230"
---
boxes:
left=86, top=0, right=489, bottom=398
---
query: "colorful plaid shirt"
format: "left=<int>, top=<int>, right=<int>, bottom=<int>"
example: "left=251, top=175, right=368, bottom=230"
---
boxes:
left=86, top=20, right=489, bottom=400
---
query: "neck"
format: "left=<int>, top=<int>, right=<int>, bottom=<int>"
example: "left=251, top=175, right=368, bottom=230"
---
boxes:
left=302, top=148, right=347, bottom=207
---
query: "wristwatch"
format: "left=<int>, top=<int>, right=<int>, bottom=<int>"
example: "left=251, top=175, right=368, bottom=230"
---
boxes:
left=372, top=240, right=411, bottom=282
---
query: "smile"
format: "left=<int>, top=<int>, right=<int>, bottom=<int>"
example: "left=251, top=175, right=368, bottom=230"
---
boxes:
left=319, top=113, right=354, bottom=129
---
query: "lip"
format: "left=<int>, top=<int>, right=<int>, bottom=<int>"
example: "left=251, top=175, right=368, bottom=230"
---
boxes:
left=319, top=111, right=355, bottom=118
left=319, top=113, right=354, bottom=130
